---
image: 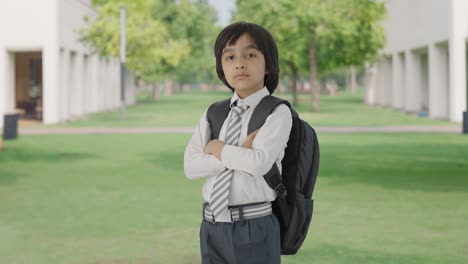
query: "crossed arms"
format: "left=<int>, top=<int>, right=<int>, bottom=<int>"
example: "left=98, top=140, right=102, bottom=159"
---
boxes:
left=184, top=104, right=292, bottom=180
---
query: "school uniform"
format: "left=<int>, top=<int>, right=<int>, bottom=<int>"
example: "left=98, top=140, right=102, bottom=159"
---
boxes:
left=184, top=87, right=292, bottom=264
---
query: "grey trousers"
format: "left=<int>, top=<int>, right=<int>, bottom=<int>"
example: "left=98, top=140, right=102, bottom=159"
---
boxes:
left=199, top=214, right=281, bottom=264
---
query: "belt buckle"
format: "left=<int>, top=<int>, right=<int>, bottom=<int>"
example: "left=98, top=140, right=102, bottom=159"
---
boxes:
left=211, top=212, right=216, bottom=224
left=203, top=202, right=216, bottom=224
left=229, top=208, right=235, bottom=223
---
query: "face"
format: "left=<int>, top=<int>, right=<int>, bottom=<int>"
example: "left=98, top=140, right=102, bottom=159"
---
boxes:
left=221, top=33, right=267, bottom=98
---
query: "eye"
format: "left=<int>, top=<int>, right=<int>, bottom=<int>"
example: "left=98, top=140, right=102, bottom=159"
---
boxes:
left=247, top=53, right=257, bottom=58
left=225, top=55, right=234, bottom=61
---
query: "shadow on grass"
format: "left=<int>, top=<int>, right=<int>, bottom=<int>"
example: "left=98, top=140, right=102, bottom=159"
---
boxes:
left=0, top=168, right=29, bottom=185
left=320, top=142, right=468, bottom=193
left=144, top=150, right=183, bottom=171
left=295, top=243, right=462, bottom=264
left=0, top=146, right=96, bottom=185
left=0, top=147, right=95, bottom=164
left=143, top=134, right=468, bottom=194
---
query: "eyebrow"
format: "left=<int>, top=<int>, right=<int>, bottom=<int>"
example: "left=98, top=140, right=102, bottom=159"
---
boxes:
left=222, top=45, right=259, bottom=55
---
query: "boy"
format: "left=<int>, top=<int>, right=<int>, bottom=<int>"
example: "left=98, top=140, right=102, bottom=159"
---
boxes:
left=184, top=22, right=292, bottom=264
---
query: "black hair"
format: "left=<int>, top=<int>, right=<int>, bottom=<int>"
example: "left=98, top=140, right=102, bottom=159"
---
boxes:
left=214, top=21, right=279, bottom=94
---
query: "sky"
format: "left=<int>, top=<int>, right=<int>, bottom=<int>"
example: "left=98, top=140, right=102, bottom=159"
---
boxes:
left=207, top=0, right=236, bottom=26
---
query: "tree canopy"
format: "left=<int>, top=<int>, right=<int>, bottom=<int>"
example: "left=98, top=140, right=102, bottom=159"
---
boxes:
left=235, top=0, right=386, bottom=110
left=81, top=0, right=219, bottom=84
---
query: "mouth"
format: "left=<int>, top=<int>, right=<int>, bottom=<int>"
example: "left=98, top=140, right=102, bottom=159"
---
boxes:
left=234, top=74, right=249, bottom=80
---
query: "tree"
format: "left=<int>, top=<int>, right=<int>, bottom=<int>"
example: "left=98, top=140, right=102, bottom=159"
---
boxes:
left=83, top=0, right=221, bottom=98
left=235, top=0, right=308, bottom=105
left=235, top=0, right=386, bottom=111
left=153, top=0, right=220, bottom=88
left=295, top=0, right=386, bottom=110
left=81, top=0, right=190, bottom=99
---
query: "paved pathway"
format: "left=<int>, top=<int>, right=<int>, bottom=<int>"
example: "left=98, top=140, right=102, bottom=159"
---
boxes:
left=18, top=125, right=462, bottom=135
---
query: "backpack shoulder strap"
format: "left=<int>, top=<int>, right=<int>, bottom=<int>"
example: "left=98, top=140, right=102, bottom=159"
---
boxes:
left=248, top=95, right=294, bottom=198
left=248, top=95, right=293, bottom=134
left=206, top=98, right=231, bottom=140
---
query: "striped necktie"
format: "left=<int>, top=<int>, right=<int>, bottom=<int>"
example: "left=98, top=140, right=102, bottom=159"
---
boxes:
left=209, top=104, right=249, bottom=219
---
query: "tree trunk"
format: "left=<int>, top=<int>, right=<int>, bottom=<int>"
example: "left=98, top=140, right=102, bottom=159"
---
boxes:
left=152, top=83, right=160, bottom=101
left=351, top=65, right=357, bottom=94
left=164, top=78, right=173, bottom=96
left=174, top=81, right=179, bottom=94
left=319, top=79, right=326, bottom=95
left=346, top=68, right=351, bottom=93
left=288, top=62, right=298, bottom=106
left=309, top=42, right=320, bottom=111
left=175, top=82, right=182, bottom=93
left=277, top=81, right=286, bottom=94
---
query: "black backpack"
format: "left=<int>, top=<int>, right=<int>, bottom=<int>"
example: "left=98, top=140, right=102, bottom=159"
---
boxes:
left=207, top=95, right=320, bottom=255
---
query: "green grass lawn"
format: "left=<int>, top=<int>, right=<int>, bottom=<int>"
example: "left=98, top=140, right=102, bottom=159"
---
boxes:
left=32, top=89, right=457, bottom=128
left=1, top=133, right=467, bottom=263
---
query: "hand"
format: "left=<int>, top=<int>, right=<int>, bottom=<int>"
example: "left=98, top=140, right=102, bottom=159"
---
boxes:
left=242, top=129, right=260, bottom=149
left=204, top=139, right=225, bottom=160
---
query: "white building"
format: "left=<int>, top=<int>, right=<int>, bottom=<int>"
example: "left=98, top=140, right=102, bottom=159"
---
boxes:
left=365, top=0, right=468, bottom=122
left=0, top=0, right=136, bottom=127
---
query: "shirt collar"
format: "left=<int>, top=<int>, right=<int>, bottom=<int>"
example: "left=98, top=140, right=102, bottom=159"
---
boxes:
left=230, top=87, right=270, bottom=109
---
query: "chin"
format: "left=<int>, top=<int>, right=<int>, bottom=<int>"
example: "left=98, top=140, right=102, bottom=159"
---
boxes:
left=231, top=82, right=256, bottom=90
left=234, top=85, right=251, bottom=90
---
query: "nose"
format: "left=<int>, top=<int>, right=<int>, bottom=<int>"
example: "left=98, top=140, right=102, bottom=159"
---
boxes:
left=235, top=59, right=246, bottom=69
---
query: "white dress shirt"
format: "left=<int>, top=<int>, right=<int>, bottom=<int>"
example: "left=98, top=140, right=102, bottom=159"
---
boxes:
left=184, top=87, right=292, bottom=222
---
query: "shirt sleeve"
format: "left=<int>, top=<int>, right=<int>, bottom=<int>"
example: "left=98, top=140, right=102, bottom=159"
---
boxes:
left=184, top=110, right=226, bottom=180
left=220, top=104, right=292, bottom=177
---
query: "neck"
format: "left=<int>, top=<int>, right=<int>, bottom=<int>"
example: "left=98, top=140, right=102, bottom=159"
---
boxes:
left=236, top=86, right=263, bottom=99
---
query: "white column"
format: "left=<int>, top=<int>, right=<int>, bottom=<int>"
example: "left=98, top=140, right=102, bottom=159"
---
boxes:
left=42, top=0, right=60, bottom=124
left=69, top=52, right=77, bottom=116
left=75, top=53, right=83, bottom=116
left=101, top=57, right=106, bottom=111
left=429, top=43, right=449, bottom=119
left=113, top=58, right=119, bottom=108
left=405, top=50, right=421, bottom=112
left=383, top=57, right=393, bottom=107
left=117, top=60, right=123, bottom=106
left=59, top=48, right=70, bottom=121
left=375, top=60, right=385, bottom=105
left=82, top=54, right=89, bottom=114
left=392, top=52, right=405, bottom=109
left=448, top=0, right=468, bottom=122
left=110, top=59, right=115, bottom=108
left=103, top=58, right=109, bottom=110
left=100, top=58, right=106, bottom=110
left=111, top=59, right=116, bottom=109
left=105, top=58, right=111, bottom=110
left=420, top=53, right=429, bottom=113
left=0, top=48, right=6, bottom=127
left=108, top=59, right=114, bottom=110
left=43, top=45, right=60, bottom=124
left=96, top=57, right=102, bottom=111
left=0, top=49, right=15, bottom=127
left=364, top=63, right=377, bottom=105
left=90, top=54, right=99, bottom=113
left=58, top=49, right=64, bottom=121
